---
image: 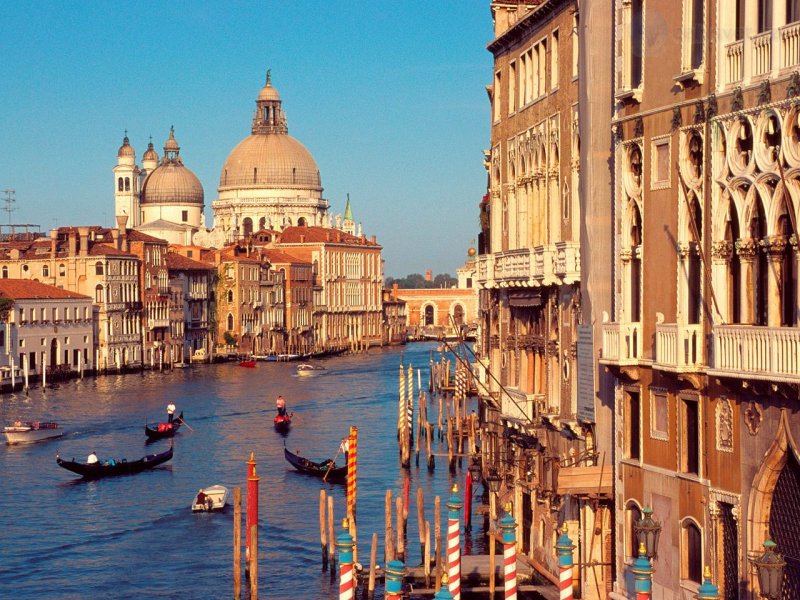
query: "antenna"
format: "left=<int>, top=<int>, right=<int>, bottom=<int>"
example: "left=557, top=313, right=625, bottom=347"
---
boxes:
left=1, top=189, right=16, bottom=225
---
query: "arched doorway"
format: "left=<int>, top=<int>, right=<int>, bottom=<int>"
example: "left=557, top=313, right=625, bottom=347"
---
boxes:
left=424, top=305, right=434, bottom=326
left=452, top=304, right=464, bottom=326
left=769, top=449, right=800, bottom=597
left=49, top=339, right=58, bottom=368
left=242, top=217, right=253, bottom=237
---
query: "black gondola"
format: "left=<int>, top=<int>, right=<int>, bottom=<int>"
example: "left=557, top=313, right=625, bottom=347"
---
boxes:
left=274, top=413, right=292, bottom=432
left=144, top=412, right=184, bottom=440
left=56, top=446, right=173, bottom=479
left=284, top=447, right=346, bottom=482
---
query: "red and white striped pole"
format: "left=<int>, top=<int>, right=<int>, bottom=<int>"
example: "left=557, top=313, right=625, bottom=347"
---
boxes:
left=446, top=484, right=463, bottom=600
left=347, top=426, right=358, bottom=523
left=337, top=518, right=355, bottom=600
left=500, top=504, right=517, bottom=599
left=555, top=524, right=575, bottom=600
left=246, top=452, right=259, bottom=564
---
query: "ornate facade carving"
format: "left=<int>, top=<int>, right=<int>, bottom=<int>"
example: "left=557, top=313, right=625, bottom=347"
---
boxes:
left=716, top=398, right=734, bottom=452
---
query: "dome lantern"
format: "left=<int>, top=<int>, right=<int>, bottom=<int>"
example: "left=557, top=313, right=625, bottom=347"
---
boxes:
left=252, top=69, right=288, bottom=135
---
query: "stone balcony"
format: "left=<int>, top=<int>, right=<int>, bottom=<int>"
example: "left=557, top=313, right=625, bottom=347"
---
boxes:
left=709, top=324, right=800, bottom=383
left=501, top=388, right=545, bottom=423
left=599, top=321, right=642, bottom=366
left=476, top=244, right=576, bottom=289
left=654, top=322, right=705, bottom=373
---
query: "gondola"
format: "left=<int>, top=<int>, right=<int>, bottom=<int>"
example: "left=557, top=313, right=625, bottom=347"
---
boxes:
left=284, top=447, right=346, bottom=482
left=56, top=446, right=173, bottom=479
left=144, top=412, right=184, bottom=440
left=274, top=413, right=292, bottom=432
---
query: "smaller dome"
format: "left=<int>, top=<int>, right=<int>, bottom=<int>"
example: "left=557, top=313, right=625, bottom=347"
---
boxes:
left=141, top=164, right=204, bottom=206
left=117, top=135, right=135, bottom=158
left=143, top=140, right=158, bottom=162
left=164, top=127, right=180, bottom=153
left=257, top=70, right=281, bottom=102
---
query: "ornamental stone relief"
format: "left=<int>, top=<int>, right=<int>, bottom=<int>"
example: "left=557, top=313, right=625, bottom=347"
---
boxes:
left=716, top=398, right=734, bottom=452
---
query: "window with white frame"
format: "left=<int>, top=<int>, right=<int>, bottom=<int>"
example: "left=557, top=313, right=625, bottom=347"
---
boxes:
left=618, top=0, right=644, bottom=93
left=680, top=519, right=703, bottom=583
left=494, top=70, right=502, bottom=122
left=651, top=136, right=671, bottom=189
left=509, top=60, right=517, bottom=114
left=551, top=29, right=559, bottom=90
left=572, top=13, right=579, bottom=78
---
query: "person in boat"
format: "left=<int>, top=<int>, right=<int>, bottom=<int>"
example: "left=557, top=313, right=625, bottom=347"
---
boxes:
left=276, top=395, right=287, bottom=417
left=167, top=402, right=176, bottom=423
left=87, top=451, right=98, bottom=464
left=196, top=489, right=207, bottom=506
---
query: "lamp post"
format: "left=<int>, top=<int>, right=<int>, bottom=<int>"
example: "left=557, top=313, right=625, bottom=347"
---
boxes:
left=751, top=539, right=786, bottom=600
left=631, top=543, right=654, bottom=600
left=468, top=458, right=482, bottom=487
left=633, top=507, right=662, bottom=560
left=486, top=469, right=501, bottom=521
left=695, top=566, right=720, bottom=600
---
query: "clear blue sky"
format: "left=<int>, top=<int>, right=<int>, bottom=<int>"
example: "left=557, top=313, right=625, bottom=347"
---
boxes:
left=0, top=2, right=492, bottom=278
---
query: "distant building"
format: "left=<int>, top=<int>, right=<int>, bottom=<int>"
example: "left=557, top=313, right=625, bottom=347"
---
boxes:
left=166, top=251, right=216, bottom=362
left=0, top=279, right=94, bottom=385
left=381, top=288, right=407, bottom=346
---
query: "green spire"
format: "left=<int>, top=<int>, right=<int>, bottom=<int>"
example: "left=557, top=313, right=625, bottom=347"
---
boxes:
left=344, top=193, right=353, bottom=221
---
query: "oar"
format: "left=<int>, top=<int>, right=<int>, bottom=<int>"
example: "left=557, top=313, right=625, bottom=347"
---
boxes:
left=322, top=442, right=344, bottom=482
left=176, top=416, right=194, bottom=432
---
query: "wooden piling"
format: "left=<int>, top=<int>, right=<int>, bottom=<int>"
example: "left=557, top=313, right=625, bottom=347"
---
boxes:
left=349, top=516, right=358, bottom=566
left=385, top=489, right=395, bottom=563
left=424, top=520, right=431, bottom=589
left=328, top=495, right=336, bottom=577
left=434, top=495, right=442, bottom=591
left=396, top=496, right=405, bottom=563
left=249, top=524, right=258, bottom=600
left=233, top=487, right=241, bottom=600
left=426, top=423, right=435, bottom=471
left=416, top=487, right=425, bottom=560
left=489, top=525, right=496, bottom=595
left=367, top=532, right=378, bottom=600
left=320, top=490, right=328, bottom=571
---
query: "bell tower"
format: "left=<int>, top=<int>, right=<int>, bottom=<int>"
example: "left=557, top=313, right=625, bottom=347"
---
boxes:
left=113, top=132, right=141, bottom=227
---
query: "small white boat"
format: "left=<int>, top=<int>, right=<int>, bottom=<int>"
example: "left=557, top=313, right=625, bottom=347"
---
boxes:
left=191, top=485, right=230, bottom=512
left=4, top=421, right=63, bottom=445
left=296, top=363, right=326, bottom=376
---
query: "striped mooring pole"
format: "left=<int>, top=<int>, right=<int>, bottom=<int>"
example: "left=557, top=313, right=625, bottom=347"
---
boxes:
left=337, top=518, right=355, bottom=600
left=631, top=543, right=653, bottom=600
left=347, top=426, right=358, bottom=522
left=246, top=452, right=259, bottom=563
left=501, top=505, right=517, bottom=600
left=556, top=524, right=574, bottom=600
left=385, top=559, right=405, bottom=600
left=446, top=484, right=463, bottom=600
left=697, top=566, right=720, bottom=599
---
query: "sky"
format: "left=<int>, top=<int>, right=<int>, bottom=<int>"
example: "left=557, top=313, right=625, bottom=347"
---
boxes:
left=0, top=2, right=493, bottom=278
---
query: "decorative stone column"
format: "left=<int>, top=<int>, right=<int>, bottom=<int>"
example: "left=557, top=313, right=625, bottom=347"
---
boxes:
left=764, top=235, right=789, bottom=327
left=735, top=239, right=758, bottom=324
left=711, top=241, right=733, bottom=323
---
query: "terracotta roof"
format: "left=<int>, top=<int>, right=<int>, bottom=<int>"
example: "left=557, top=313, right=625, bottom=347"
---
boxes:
left=261, top=248, right=308, bottom=264
left=166, top=252, right=215, bottom=271
left=127, top=229, right=169, bottom=243
left=89, top=243, right=134, bottom=257
left=0, top=279, right=90, bottom=300
left=279, top=226, right=380, bottom=247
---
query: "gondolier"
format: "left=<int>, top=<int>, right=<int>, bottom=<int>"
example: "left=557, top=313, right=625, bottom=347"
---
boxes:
left=276, top=396, right=287, bottom=417
left=167, top=402, right=176, bottom=422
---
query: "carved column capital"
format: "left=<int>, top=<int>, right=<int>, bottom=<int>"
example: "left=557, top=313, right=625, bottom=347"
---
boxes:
left=711, top=240, right=733, bottom=261
left=619, top=249, right=632, bottom=263
left=763, top=235, right=790, bottom=259
left=735, top=239, right=759, bottom=261
left=677, top=243, right=690, bottom=259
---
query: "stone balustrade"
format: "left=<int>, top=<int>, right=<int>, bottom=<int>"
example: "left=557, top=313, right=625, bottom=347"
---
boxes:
left=600, top=321, right=642, bottom=365
left=654, top=322, right=704, bottom=372
left=711, top=324, right=800, bottom=381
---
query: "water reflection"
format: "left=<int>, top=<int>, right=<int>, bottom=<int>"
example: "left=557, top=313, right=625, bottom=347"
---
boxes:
left=1, top=342, right=486, bottom=599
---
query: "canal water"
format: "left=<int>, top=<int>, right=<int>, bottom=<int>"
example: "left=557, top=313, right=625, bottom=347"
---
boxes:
left=1, top=341, right=491, bottom=600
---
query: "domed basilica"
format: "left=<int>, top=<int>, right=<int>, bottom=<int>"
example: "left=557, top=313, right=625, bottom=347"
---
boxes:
left=114, top=72, right=338, bottom=247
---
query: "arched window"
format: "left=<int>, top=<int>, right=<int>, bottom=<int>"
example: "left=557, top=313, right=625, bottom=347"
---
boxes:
left=95, top=261, right=104, bottom=276
left=625, top=502, right=642, bottom=559
left=59, top=263, right=65, bottom=277
left=124, top=177, right=130, bottom=191
left=750, top=197, right=768, bottom=325
left=118, top=177, right=124, bottom=191
left=687, top=193, right=703, bottom=324
left=227, top=313, right=234, bottom=331
left=243, top=217, right=253, bottom=237
left=259, top=217, right=266, bottom=231
left=630, top=202, right=643, bottom=322
left=95, top=284, right=104, bottom=303
left=452, top=304, right=464, bottom=326
left=42, top=265, right=49, bottom=278
left=298, top=217, right=307, bottom=227
left=227, top=290, right=234, bottom=303
left=2, top=266, right=8, bottom=279
left=424, top=305, right=435, bottom=326
left=681, top=520, right=702, bottom=584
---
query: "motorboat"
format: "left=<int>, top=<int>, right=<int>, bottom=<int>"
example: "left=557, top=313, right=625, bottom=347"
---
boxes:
left=238, top=360, right=256, bottom=368
left=191, top=484, right=230, bottom=512
left=56, top=446, right=173, bottom=479
left=296, top=363, right=326, bottom=376
left=4, top=421, right=63, bottom=445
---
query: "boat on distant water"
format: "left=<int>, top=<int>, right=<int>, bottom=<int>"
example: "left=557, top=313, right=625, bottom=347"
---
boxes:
left=191, top=485, right=230, bottom=512
left=238, top=360, right=256, bottom=368
left=274, top=413, right=292, bottom=432
left=144, top=412, right=184, bottom=440
left=56, top=446, right=173, bottom=479
left=276, top=353, right=301, bottom=362
left=284, top=447, right=346, bottom=482
left=296, top=363, right=326, bottom=377
left=4, top=421, right=63, bottom=445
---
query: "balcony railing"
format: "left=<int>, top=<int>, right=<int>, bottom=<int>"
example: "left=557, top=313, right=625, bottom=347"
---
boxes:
left=495, top=248, right=531, bottom=282
left=710, top=324, right=800, bottom=382
left=554, top=241, right=580, bottom=284
left=780, top=21, right=800, bottom=68
left=600, top=321, right=642, bottom=365
left=752, top=31, right=772, bottom=77
left=654, top=323, right=704, bottom=372
left=501, top=388, right=541, bottom=422
left=725, top=40, right=744, bottom=84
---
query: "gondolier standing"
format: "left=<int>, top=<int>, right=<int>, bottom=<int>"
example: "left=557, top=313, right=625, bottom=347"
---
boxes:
left=167, top=402, right=176, bottom=423
left=276, top=396, right=287, bottom=417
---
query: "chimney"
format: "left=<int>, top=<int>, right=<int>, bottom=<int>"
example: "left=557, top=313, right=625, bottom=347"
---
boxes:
left=300, top=234, right=305, bottom=243
left=68, top=230, right=77, bottom=256
left=111, top=228, right=120, bottom=250
left=370, top=235, right=376, bottom=244
left=78, top=227, right=89, bottom=257
left=326, top=231, right=331, bottom=242
left=392, top=282, right=398, bottom=300
left=49, top=229, right=57, bottom=259
left=116, top=215, right=129, bottom=252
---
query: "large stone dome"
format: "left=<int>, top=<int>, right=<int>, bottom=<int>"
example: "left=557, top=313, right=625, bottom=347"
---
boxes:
left=141, top=128, right=204, bottom=205
left=219, top=134, right=321, bottom=191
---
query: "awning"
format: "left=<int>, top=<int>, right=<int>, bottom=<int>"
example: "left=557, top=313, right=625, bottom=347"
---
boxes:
left=557, top=465, right=613, bottom=497
left=508, top=292, right=542, bottom=308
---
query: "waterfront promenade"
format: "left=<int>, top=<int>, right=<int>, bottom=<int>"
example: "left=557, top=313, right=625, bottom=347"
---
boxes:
left=0, top=342, right=498, bottom=599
